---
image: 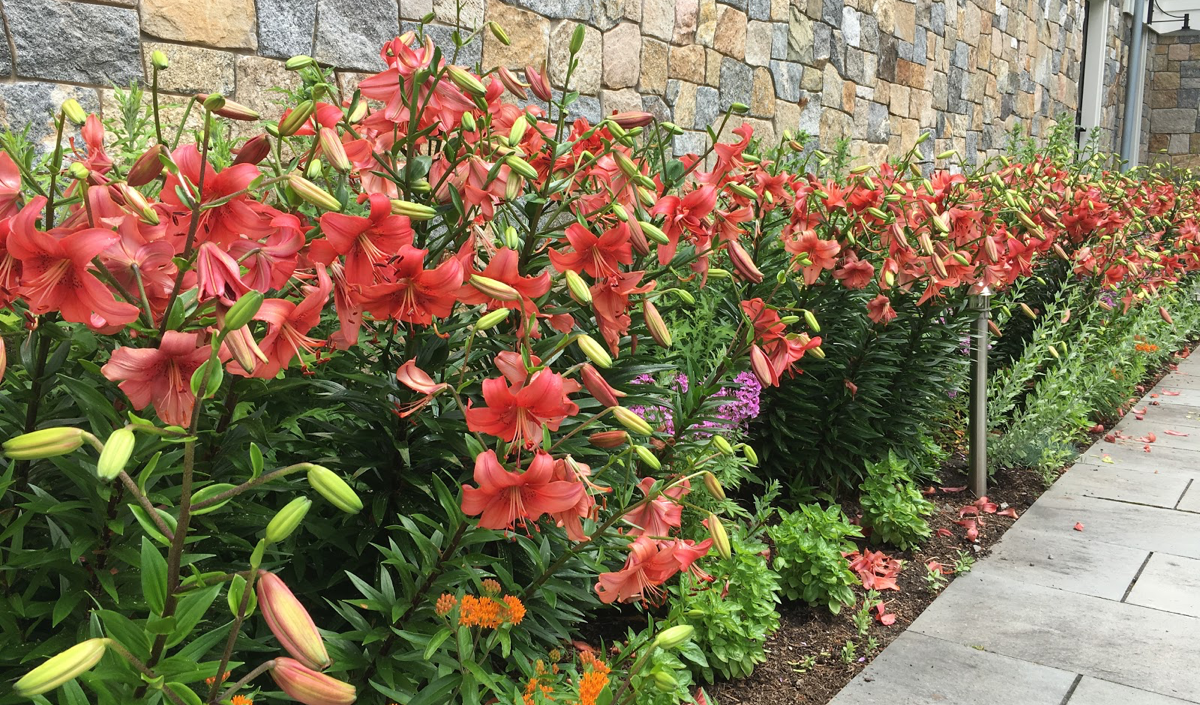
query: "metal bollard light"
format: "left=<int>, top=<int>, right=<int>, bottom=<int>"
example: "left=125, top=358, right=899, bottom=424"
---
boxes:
left=968, top=285, right=992, bottom=498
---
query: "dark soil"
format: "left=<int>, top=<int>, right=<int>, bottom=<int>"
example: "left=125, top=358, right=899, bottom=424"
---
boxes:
left=706, top=462, right=1046, bottom=705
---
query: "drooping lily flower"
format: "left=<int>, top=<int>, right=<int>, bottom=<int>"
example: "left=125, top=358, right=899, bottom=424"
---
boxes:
left=101, top=331, right=211, bottom=426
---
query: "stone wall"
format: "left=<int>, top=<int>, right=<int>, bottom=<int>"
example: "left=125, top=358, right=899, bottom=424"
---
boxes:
left=0, top=0, right=1148, bottom=165
left=1145, top=31, right=1200, bottom=168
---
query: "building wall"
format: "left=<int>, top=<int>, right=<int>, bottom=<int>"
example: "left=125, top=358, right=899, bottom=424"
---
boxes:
left=1145, top=31, right=1200, bottom=167
left=0, top=0, right=1152, bottom=165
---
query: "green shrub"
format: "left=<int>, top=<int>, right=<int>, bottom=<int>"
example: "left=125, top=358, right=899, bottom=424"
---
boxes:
left=768, top=504, right=862, bottom=613
left=858, top=451, right=935, bottom=550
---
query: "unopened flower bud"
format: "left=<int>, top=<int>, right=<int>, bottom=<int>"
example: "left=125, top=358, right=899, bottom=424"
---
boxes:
left=580, top=363, right=623, bottom=407
left=476, top=308, right=511, bottom=330
left=728, top=102, right=749, bottom=115
left=660, top=121, right=684, bottom=135
left=653, top=670, right=677, bottom=691
left=258, top=571, right=331, bottom=670
left=727, top=241, right=763, bottom=283
left=505, top=154, right=538, bottom=180
left=67, top=162, right=89, bottom=181
left=589, top=430, right=629, bottom=448
left=96, top=428, right=136, bottom=481
left=708, top=513, right=731, bottom=559
left=461, top=112, right=477, bottom=132
left=447, top=66, right=487, bottom=98
left=525, top=65, right=552, bottom=102
left=612, top=203, right=629, bottom=221
left=306, top=465, right=363, bottom=514
left=569, top=23, right=586, bottom=54
left=1019, top=303, right=1037, bottom=319
left=712, top=435, right=733, bottom=455
left=502, top=226, right=520, bottom=249
left=266, top=497, right=311, bottom=544
left=508, top=114, right=528, bottom=147
left=651, top=625, right=695, bottom=651
left=707, top=267, right=731, bottom=279
left=749, top=344, right=777, bottom=387
left=305, top=158, right=324, bottom=181
left=318, top=128, right=351, bottom=171
left=496, top=66, right=528, bottom=99
left=151, top=50, right=170, bottom=70
left=575, top=334, right=612, bottom=368
left=702, top=471, right=726, bottom=500
left=13, top=638, right=111, bottom=697
left=740, top=443, right=758, bottom=465
left=470, top=274, right=521, bottom=302
left=222, top=290, right=264, bottom=335
left=489, top=21, right=511, bottom=46
left=128, top=144, right=166, bottom=186
left=288, top=173, right=342, bottom=211
left=270, top=658, right=356, bottom=705
left=808, top=344, right=826, bottom=359
left=802, top=309, right=819, bottom=332
left=639, top=220, right=669, bottom=245
left=279, top=100, right=315, bottom=136
left=390, top=199, right=438, bottom=220
left=564, top=269, right=592, bottom=305
left=286, top=55, right=317, bottom=71
left=609, top=111, right=655, bottom=129
left=3, top=427, right=86, bottom=460
left=224, top=326, right=268, bottom=374
left=634, top=445, right=661, bottom=471
left=729, top=182, right=757, bottom=199
left=61, top=99, right=86, bottom=126
left=202, top=93, right=227, bottom=113
left=1161, top=306, right=1174, bottom=324
left=643, top=300, right=672, bottom=348
left=611, top=406, right=653, bottom=436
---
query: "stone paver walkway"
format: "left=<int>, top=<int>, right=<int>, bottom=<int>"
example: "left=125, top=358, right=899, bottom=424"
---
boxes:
left=830, top=355, right=1200, bottom=705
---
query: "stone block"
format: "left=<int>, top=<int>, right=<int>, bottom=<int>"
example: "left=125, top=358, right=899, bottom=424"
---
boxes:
left=697, top=0, right=719, bottom=46
left=713, top=6, right=749, bottom=59
left=644, top=0, right=677, bottom=42
left=829, top=632, right=1075, bottom=705
left=843, top=7, right=862, bottom=47
left=746, top=21, right=774, bottom=66
left=642, top=94, right=672, bottom=121
left=484, top=1, right=551, bottom=70
left=258, top=0, right=317, bottom=59
left=599, top=87, right=642, bottom=115
left=602, top=22, right=641, bottom=88
left=316, top=0, right=399, bottom=71
left=434, top=0, right=485, bottom=26
left=673, top=130, right=708, bottom=155
left=1170, top=133, right=1192, bottom=154
left=867, top=100, right=889, bottom=142
left=769, top=60, right=803, bottom=101
left=893, top=0, right=915, bottom=42
left=1125, top=553, right=1200, bottom=617
left=669, top=45, right=707, bottom=83
left=667, top=80, right=698, bottom=126
left=673, top=0, right=699, bottom=44
left=234, top=56, right=302, bottom=125
left=639, top=37, right=670, bottom=95
left=550, top=22, right=601, bottom=94
left=8, top=0, right=141, bottom=85
left=822, top=0, right=844, bottom=27
left=0, top=14, right=8, bottom=79
left=1170, top=43, right=1191, bottom=61
left=706, top=49, right=724, bottom=85
left=1151, top=90, right=1179, bottom=109
left=142, top=0, right=257, bottom=49
left=504, top=0, right=591, bottom=21
left=402, top=23, right=482, bottom=67
left=0, top=82, right=100, bottom=154
left=749, top=0, right=772, bottom=20
left=694, top=86, right=721, bottom=128
left=142, top=43, right=235, bottom=96
left=751, top=66, right=776, bottom=116
left=789, top=10, right=814, bottom=62
left=400, top=0, right=434, bottom=19
left=718, top=57, right=753, bottom=110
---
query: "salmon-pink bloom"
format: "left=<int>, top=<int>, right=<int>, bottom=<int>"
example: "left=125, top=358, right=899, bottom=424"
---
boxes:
left=195, top=241, right=250, bottom=303
left=623, top=477, right=689, bottom=537
left=465, top=365, right=580, bottom=448
left=668, top=538, right=714, bottom=581
left=160, top=145, right=278, bottom=249
left=257, top=571, right=331, bottom=671
left=0, top=152, right=22, bottom=219
left=7, top=197, right=140, bottom=328
left=785, top=231, right=841, bottom=285
left=650, top=185, right=718, bottom=263
left=101, top=222, right=177, bottom=320
left=326, top=262, right=363, bottom=350
left=548, top=222, right=634, bottom=278
left=227, top=213, right=305, bottom=292
left=74, top=115, right=113, bottom=175
left=394, top=359, right=448, bottom=417
left=229, top=269, right=331, bottom=379
left=102, top=331, right=211, bottom=426
left=549, top=456, right=601, bottom=542
left=356, top=246, right=464, bottom=325
left=0, top=218, right=23, bottom=309
left=458, top=248, right=550, bottom=315
left=313, top=193, right=413, bottom=287
left=594, top=536, right=685, bottom=605
left=866, top=294, right=896, bottom=325
left=461, top=450, right=585, bottom=531
left=591, top=271, right=655, bottom=354
left=833, top=252, right=875, bottom=289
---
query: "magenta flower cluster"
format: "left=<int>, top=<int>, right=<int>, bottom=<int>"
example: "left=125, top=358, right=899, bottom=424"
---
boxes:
left=628, top=371, right=762, bottom=437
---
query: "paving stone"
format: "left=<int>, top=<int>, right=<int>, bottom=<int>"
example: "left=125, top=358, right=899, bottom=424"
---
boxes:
left=8, top=0, right=141, bottom=85
left=1069, top=678, right=1195, bottom=705
left=1177, top=483, right=1200, bottom=513
left=1048, top=462, right=1194, bottom=508
left=829, top=631, right=1075, bottom=705
left=0, top=82, right=100, bottom=154
left=970, top=524, right=1149, bottom=600
left=1007, top=492, right=1200, bottom=558
left=258, top=0, right=318, bottom=59
left=142, top=0, right=257, bottom=49
left=1125, top=553, right=1200, bottom=617
left=1082, top=438, right=1200, bottom=472
left=910, top=572, right=1200, bottom=702
left=1145, top=387, right=1200, bottom=406
left=315, top=0, right=399, bottom=72
left=1112, top=403, right=1200, bottom=435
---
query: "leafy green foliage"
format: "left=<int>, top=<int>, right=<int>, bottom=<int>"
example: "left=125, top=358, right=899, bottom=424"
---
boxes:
left=768, top=505, right=862, bottom=613
left=858, top=452, right=935, bottom=550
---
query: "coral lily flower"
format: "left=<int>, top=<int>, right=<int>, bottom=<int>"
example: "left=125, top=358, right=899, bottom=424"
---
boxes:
left=594, top=536, right=686, bottom=605
left=394, top=359, right=449, bottom=417
left=548, top=222, right=634, bottom=278
left=313, top=193, right=414, bottom=287
left=7, top=197, right=140, bottom=328
left=461, top=450, right=585, bottom=531
left=229, top=269, right=332, bottom=379
left=458, top=247, right=550, bottom=315
left=465, top=365, right=580, bottom=448
left=650, top=185, right=717, bottom=264
left=101, top=331, right=211, bottom=427
left=0, top=152, right=22, bottom=219
left=356, top=246, right=464, bottom=325
left=622, top=477, right=689, bottom=537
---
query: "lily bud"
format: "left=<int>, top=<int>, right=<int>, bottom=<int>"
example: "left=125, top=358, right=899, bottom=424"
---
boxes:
left=470, top=274, right=522, bottom=302
left=507, top=114, right=528, bottom=147
left=286, top=55, right=317, bottom=71
left=525, top=64, right=552, bottom=102
left=729, top=102, right=750, bottom=114
left=61, top=99, right=87, bottom=125
left=67, top=162, right=90, bottom=181
left=749, top=344, right=778, bottom=387
left=575, top=334, right=613, bottom=368
left=740, top=443, right=758, bottom=465
left=1161, top=306, right=1174, bottom=324
left=609, top=111, right=655, bottom=129
left=589, top=430, right=629, bottom=448
left=151, top=50, right=170, bottom=70
left=702, top=471, right=726, bottom=500
left=224, top=326, right=268, bottom=374
left=13, top=638, right=111, bottom=697
left=202, top=93, right=227, bottom=112
left=200, top=95, right=261, bottom=121
left=712, top=435, right=734, bottom=455
left=707, top=267, right=731, bottom=279
left=279, top=100, right=315, bottom=136
left=505, top=154, right=538, bottom=180
left=611, top=406, right=654, bottom=436
left=634, top=445, right=661, bottom=470
left=266, top=497, right=311, bottom=544
left=223, top=290, right=264, bottom=334
left=614, top=151, right=639, bottom=179
left=569, top=23, right=586, bottom=54
left=643, top=300, right=672, bottom=348
left=307, top=465, right=363, bottom=514
left=113, top=183, right=157, bottom=224
left=258, top=571, right=331, bottom=670
left=727, top=241, right=763, bottom=283
left=128, top=144, right=166, bottom=186
left=3, top=427, right=86, bottom=459
left=612, top=202, right=629, bottom=221
left=270, top=658, right=356, bottom=705
left=288, top=174, right=342, bottom=211
left=318, top=128, right=351, bottom=171
left=564, top=269, right=592, bottom=304
left=461, top=111, right=477, bottom=132
left=708, top=513, right=731, bottom=559
left=653, top=670, right=677, bottom=691
left=476, top=308, right=511, bottom=330
left=496, top=66, right=528, bottom=99
left=639, top=220, right=669, bottom=245
left=802, top=309, right=820, bottom=332
left=1019, top=303, right=1037, bottom=319
left=96, top=428, right=136, bottom=481
left=489, top=21, right=512, bottom=46
left=446, top=66, right=486, bottom=97
left=808, top=343, right=825, bottom=359
left=580, top=363, right=623, bottom=407
left=305, top=158, right=323, bottom=180
left=651, top=625, right=695, bottom=651
left=390, top=199, right=438, bottom=220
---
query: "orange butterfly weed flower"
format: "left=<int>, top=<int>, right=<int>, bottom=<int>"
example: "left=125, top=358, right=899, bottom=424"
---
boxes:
left=435, top=593, right=458, bottom=616
left=481, top=579, right=502, bottom=595
left=231, top=696, right=254, bottom=705
left=502, top=595, right=526, bottom=625
left=458, top=593, right=525, bottom=628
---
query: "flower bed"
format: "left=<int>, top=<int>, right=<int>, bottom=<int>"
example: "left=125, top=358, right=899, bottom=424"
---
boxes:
left=1, top=24, right=1199, bottom=705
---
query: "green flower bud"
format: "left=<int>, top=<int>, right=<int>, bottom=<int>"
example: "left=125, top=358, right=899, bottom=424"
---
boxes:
left=489, top=21, right=512, bottom=46
left=61, top=99, right=86, bottom=126
left=285, top=55, right=316, bottom=71
left=728, top=102, right=750, bottom=115
left=569, top=24, right=586, bottom=54
left=651, top=625, right=695, bottom=651
left=508, top=114, right=528, bottom=147
left=3, top=427, right=86, bottom=460
left=476, top=308, right=511, bottom=330
left=391, top=199, right=438, bottom=220
left=712, top=435, right=733, bottom=455
left=634, top=445, right=661, bottom=471
left=223, top=290, right=264, bottom=334
left=151, top=50, right=170, bottom=70
left=14, top=638, right=111, bottom=697
left=96, top=428, right=136, bottom=481
left=266, top=497, right=311, bottom=544
left=653, top=671, right=677, bottom=691
left=575, top=334, right=612, bottom=368
left=461, top=112, right=477, bottom=132
left=288, top=173, right=342, bottom=211
left=506, top=154, right=538, bottom=180
left=278, top=100, right=315, bottom=137
left=639, top=220, right=669, bottom=245
left=446, top=66, right=487, bottom=98
left=611, top=406, right=654, bottom=436
left=803, top=309, right=820, bottom=332
left=702, top=471, right=726, bottom=500
left=67, top=162, right=90, bottom=181
left=202, top=93, right=227, bottom=113
left=307, top=465, right=363, bottom=514
left=564, top=269, right=592, bottom=305
left=708, top=513, right=731, bottom=559
left=740, top=443, right=758, bottom=465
